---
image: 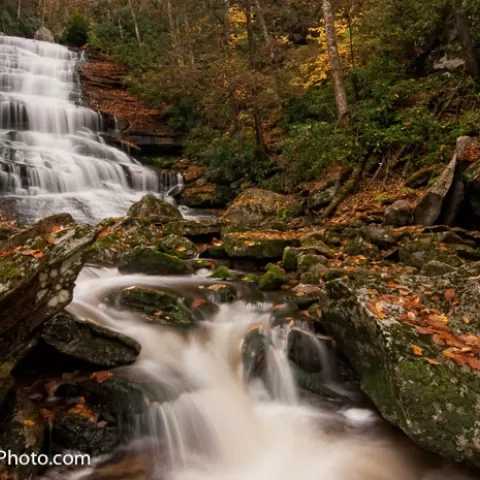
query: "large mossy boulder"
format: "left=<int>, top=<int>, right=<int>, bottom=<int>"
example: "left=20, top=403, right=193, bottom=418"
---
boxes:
left=259, top=264, right=288, bottom=291
left=163, top=219, right=223, bottom=239
left=107, top=287, right=194, bottom=326
left=399, top=239, right=462, bottom=269
left=0, top=214, right=96, bottom=363
left=223, top=230, right=299, bottom=259
left=223, top=189, right=302, bottom=226
left=319, top=266, right=480, bottom=469
left=127, top=194, right=182, bottom=221
left=42, top=313, right=141, bottom=368
left=158, top=234, right=197, bottom=259
left=91, top=217, right=165, bottom=265
left=118, top=247, right=193, bottom=275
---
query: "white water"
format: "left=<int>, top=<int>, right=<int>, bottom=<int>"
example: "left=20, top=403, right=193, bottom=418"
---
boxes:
left=49, top=267, right=476, bottom=480
left=0, top=35, right=182, bottom=224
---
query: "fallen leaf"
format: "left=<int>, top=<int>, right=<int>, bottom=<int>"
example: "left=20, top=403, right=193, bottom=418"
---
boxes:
left=191, top=297, right=207, bottom=308
left=96, top=421, right=107, bottom=428
left=426, top=358, right=441, bottom=365
left=177, top=246, right=186, bottom=252
left=444, top=289, right=455, bottom=302
left=412, top=345, right=423, bottom=356
left=22, top=419, right=35, bottom=426
left=407, top=311, right=416, bottom=321
left=91, top=371, right=113, bottom=384
left=19, top=249, right=44, bottom=258
left=462, top=316, right=470, bottom=324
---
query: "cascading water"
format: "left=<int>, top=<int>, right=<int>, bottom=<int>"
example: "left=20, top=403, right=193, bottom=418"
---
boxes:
left=42, top=267, right=476, bottom=480
left=0, top=35, right=182, bottom=224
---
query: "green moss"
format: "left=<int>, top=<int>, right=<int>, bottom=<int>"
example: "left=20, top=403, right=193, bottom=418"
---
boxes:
left=259, top=265, right=287, bottom=291
left=209, top=266, right=235, bottom=280
left=158, top=234, right=197, bottom=259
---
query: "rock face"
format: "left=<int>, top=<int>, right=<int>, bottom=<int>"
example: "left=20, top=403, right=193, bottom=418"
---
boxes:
left=319, top=267, right=480, bottom=470
left=42, top=313, right=141, bottom=367
left=34, top=27, right=54, bottom=42
left=223, top=189, right=302, bottom=226
left=176, top=184, right=234, bottom=209
left=0, top=214, right=96, bottom=362
left=128, top=194, right=182, bottom=221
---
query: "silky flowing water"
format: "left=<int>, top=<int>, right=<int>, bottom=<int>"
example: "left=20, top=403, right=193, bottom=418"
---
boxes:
left=0, top=35, right=181, bottom=224
left=39, top=266, right=476, bottom=480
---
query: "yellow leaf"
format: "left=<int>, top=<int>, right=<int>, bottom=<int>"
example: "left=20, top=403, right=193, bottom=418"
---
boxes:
left=462, top=316, right=470, bottom=324
left=412, top=345, right=423, bottom=356
left=22, top=419, right=35, bottom=426
left=177, top=246, right=186, bottom=252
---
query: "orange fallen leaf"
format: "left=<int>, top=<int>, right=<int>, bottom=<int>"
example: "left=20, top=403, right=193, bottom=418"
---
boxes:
left=444, top=289, right=455, bottom=302
left=22, top=419, right=35, bottom=426
left=91, top=371, right=113, bottom=384
left=412, top=345, right=423, bottom=356
left=191, top=297, right=207, bottom=308
left=426, top=358, right=441, bottom=365
left=19, top=249, right=44, bottom=258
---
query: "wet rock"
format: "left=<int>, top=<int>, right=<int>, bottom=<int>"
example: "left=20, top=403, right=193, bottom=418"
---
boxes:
left=127, top=194, right=182, bottom=221
left=319, top=270, right=480, bottom=469
left=259, top=265, right=287, bottom=291
left=176, top=183, right=234, bottom=208
left=399, top=240, right=462, bottom=270
left=223, top=189, right=302, bottom=226
left=299, top=264, right=327, bottom=285
left=198, top=284, right=237, bottom=303
left=201, top=244, right=229, bottom=259
left=209, top=265, right=235, bottom=280
left=299, top=234, right=335, bottom=258
left=0, top=214, right=96, bottom=363
left=384, top=200, right=413, bottom=226
left=463, top=159, right=480, bottom=219
left=118, top=247, right=194, bottom=275
left=242, top=328, right=269, bottom=380
left=420, top=260, right=456, bottom=277
left=287, top=329, right=327, bottom=374
left=34, top=26, right=54, bottom=42
left=362, top=225, right=396, bottom=249
left=307, top=185, right=336, bottom=211
left=107, top=287, right=194, bottom=326
left=42, top=313, right=141, bottom=367
left=157, top=234, right=197, bottom=259
left=183, top=165, right=205, bottom=183
left=91, top=217, right=165, bottom=265
left=405, top=166, right=441, bottom=189
left=0, top=391, right=44, bottom=477
left=223, top=230, right=300, bottom=259
left=286, top=284, right=322, bottom=307
left=297, top=254, right=328, bottom=273
left=52, top=411, right=120, bottom=456
left=282, top=246, right=329, bottom=271
left=344, top=237, right=379, bottom=257
left=414, top=155, right=457, bottom=226
left=163, top=219, right=223, bottom=240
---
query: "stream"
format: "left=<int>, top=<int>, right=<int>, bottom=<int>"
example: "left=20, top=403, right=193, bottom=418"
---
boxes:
left=39, top=266, right=476, bottom=480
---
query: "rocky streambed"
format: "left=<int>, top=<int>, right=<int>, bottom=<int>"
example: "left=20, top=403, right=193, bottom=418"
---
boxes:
left=0, top=189, right=479, bottom=479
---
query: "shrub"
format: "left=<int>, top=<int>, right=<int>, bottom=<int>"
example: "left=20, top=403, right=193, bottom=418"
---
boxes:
left=64, top=13, right=90, bottom=47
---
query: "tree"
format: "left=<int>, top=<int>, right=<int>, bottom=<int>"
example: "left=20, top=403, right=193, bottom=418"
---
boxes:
left=322, top=0, right=350, bottom=126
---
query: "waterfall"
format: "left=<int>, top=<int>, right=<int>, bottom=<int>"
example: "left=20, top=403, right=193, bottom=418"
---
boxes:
left=0, top=35, right=181, bottom=224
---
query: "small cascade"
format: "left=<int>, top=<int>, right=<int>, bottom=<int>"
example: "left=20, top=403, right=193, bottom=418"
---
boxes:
left=0, top=35, right=182, bottom=224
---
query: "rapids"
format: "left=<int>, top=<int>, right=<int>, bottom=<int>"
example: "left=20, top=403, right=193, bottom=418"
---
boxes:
left=0, top=35, right=181, bottom=224
left=42, top=266, right=477, bottom=480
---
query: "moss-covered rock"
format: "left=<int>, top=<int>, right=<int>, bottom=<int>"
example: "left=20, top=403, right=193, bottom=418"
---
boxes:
left=42, top=313, right=141, bottom=367
left=319, top=270, right=480, bottom=469
left=201, top=244, right=229, bottom=259
left=223, top=188, right=302, bottom=226
left=223, top=230, right=299, bottom=259
left=0, top=214, right=96, bottom=363
left=344, top=237, right=379, bottom=257
left=399, top=240, right=462, bottom=269
left=107, top=287, right=194, bottom=326
left=209, top=266, right=235, bottom=280
left=405, top=165, right=441, bottom=189
left=198, top=284, right=237, bottom=303
left=259, top=265, right=288, bottom=291
left=282, top=246, right=331, bottom=271
left=91, top=217, right=165, bottom=264
left=118, top=247, right=194, bottom=275
left=299, top=264, right=327, bottom=285
left=163, top=219, right=223, bottom=239
left=420, top=260, right=456, bottom=277
left=158, top=234, right=197, bottom=259
left=128, top=194, right=182, bottom=221
left=299, top=235, right=335, bottom=258
left=297, top=254, right=328, bottom=273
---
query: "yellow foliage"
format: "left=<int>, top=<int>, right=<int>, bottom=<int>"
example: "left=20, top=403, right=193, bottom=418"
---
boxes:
left=295, top=19, right=355, bottom=89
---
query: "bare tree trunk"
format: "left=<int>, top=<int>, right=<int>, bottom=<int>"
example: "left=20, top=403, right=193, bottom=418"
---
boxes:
left=16, top=0, right=21, bottom=20
left=452, top=0, right=479, bottom=80
left=253, top=0, right=271, bottom=47
left=322, top=0, right=350, bottom=127
left=127, top=0, right=142, bottom=46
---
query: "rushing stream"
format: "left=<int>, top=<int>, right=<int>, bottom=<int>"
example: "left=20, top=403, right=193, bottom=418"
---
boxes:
left=0, top=35, right=181, bottom=224
left=39, top=266, right=476, bottom=480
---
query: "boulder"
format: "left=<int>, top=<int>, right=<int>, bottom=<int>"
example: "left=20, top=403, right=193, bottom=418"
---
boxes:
left=319, top=268, right=480, bottom=469
left=176, top=183, right=234, bottom=209
left=297, top=254, right=328, bottom=274
left=282, top=246, right=330, bottom=271
left=91, top=217, right=165, bottom=265
left=223, top=189, right=302, bottom=226
left=399, top=240, right=462, bottom=269
left=198, top=284, right=237, bottom=303
left=127, top=194, right=182, bottom=221
left=157, top=234, right=197, bottom=259
left=42, top=313, right=141, bottom=368
left=258, top=265, right=288, bottom=291
left=0, top=214, right=96, bottom=362
left=384, top=200, right=413, bottom=226
left=414, top=155, right=457, bottom=226
left=106, top=287, right=194, bottom=326
left=299, top=264, right=328, bottom=285
left=223, top=230, right=299, bottom=259
left=299, top=234, right=335, bottom=258
left=209, top=266, right=236, bottom=280
left=118, top=247, right=193, bottom=275
left=362, top=225, right=396, bottom=249
left=163, top=219, right=223, bottom=239
left=34, top=26, right=54, bottom=42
